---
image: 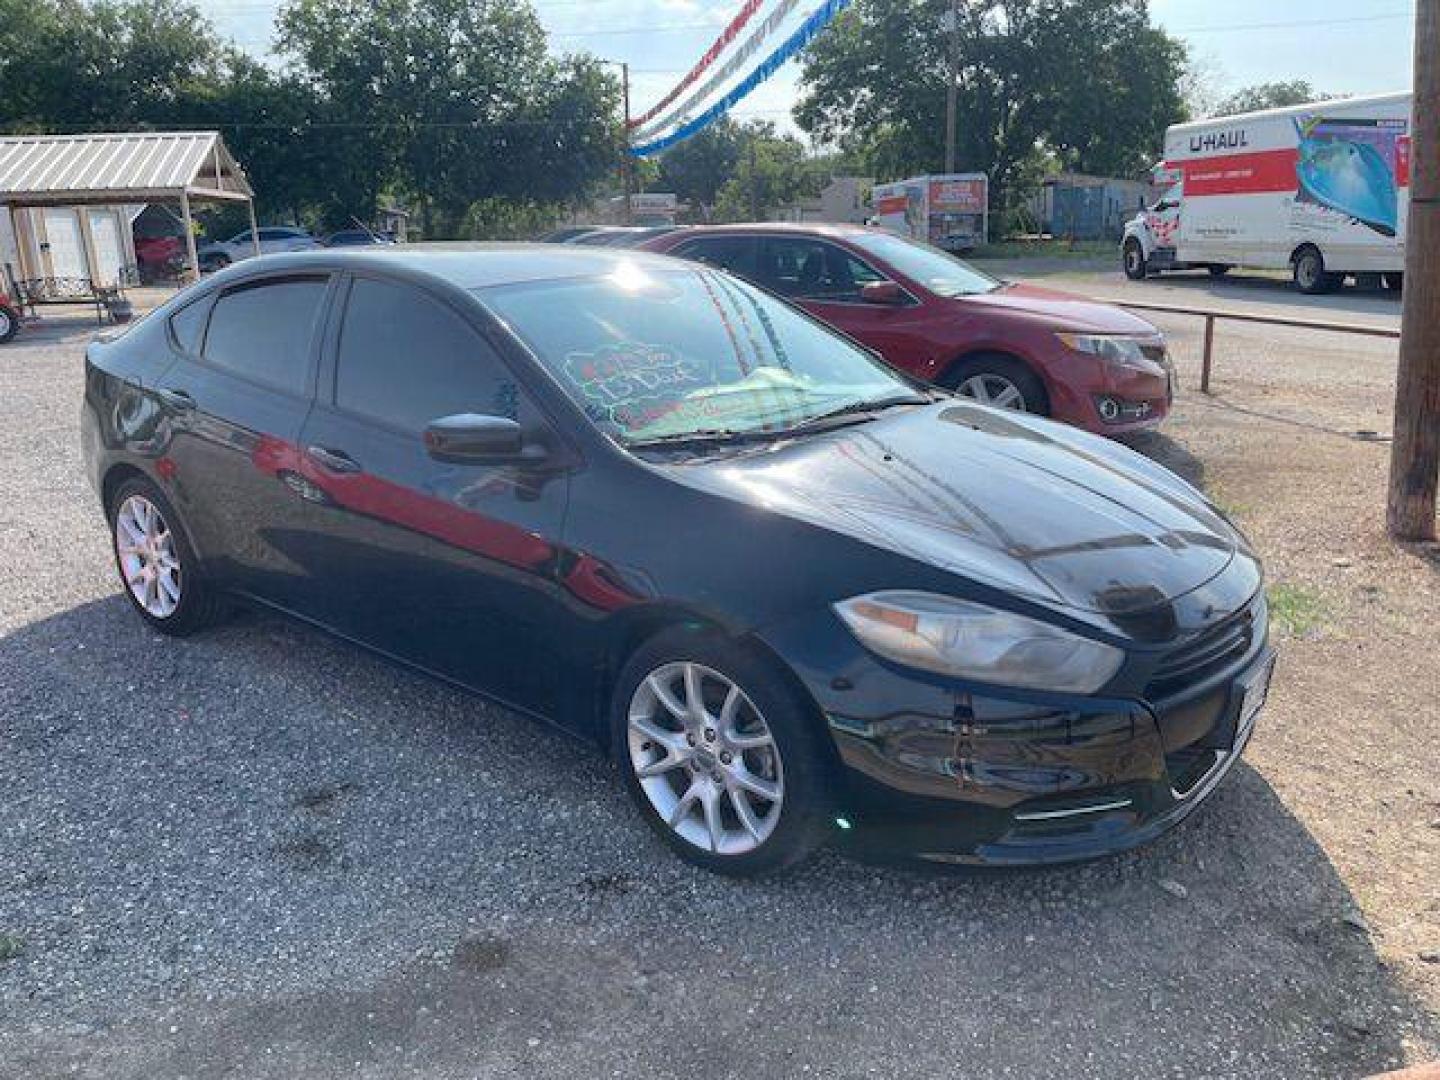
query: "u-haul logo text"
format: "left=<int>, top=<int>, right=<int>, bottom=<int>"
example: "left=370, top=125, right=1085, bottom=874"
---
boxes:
left=1189, top=129, right=1250, bottom=153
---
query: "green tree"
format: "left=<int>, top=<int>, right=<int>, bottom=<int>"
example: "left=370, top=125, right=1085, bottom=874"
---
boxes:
left=276, top=0, right=621, bottom=231
left=714, top=122, right=812, bottom=222
left=1213, top=80, right=1331, bottom=118
left=653, top=118, right=745, bottom=212
left=794, top=0, right=1186, bottom=222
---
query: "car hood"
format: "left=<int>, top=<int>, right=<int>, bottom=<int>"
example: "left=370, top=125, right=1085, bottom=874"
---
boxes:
left=658, top=402, right=1240, bottom=616
left=962, top=283, right=1159, bottom=335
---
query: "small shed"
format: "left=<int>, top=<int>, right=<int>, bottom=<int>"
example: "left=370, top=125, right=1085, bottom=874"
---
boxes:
left=0, top=131, right=257, bottom=288
left=1027, top=172, right=1152, bottom=241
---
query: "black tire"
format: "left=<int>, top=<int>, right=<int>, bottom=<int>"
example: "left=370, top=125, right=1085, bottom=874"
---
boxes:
left=1383, top=273, right=1404, bottom=293
left=200, top=253, right=231, bottom=273
left=1206, top=264, right=1230, bottom=278
left=1292, top=247, right=1338, bottom=294
left=0, top=303, right=16, bottom=344
left=1122, top=239, right=1148, bottom=280
left=610, top=628, right=833, bottom=877
left=941, top=354, right=1050, bottom=416
left=108, top=476, right=226, bottom=636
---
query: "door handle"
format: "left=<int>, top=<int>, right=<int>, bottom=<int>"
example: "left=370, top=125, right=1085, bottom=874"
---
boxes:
left=156, top=387, right=195, bottom=411
left=305, top=444, right=362, bottom=474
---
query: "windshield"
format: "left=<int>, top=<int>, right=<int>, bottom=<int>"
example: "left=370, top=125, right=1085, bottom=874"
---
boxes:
left=848, top=232, right=1000, bottom=298
left=478, top=263, right=923, bottom=445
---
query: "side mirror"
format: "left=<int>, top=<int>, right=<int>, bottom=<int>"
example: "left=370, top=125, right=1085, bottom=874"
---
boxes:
left=423, top=413, right=528, bottom=464
left=861, top=281, right=908, bottom=305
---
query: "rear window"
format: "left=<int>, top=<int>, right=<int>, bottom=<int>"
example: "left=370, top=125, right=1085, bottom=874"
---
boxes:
left=168, top=296, right=210, bottom=354
left=203, top=276, right=327, bottom=396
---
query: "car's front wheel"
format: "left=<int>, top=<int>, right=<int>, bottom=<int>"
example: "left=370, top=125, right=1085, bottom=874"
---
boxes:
left=944, top=355, right=1049, bottom=415
left=0, top=304, right=17, bottom=343
left=109, top=477, right=225, bottom=635
left=612, top=630, right=832, bottom=876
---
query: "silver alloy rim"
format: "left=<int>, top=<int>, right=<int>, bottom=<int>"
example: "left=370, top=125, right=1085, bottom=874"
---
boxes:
left=627, top=662, right=783, bottom=855
left=115, top=494, right=182, bottom=618
left=956, top=373, right=1027, bottom=410
left=0, top=308, right=11, bottom=336
left=1298, top=256, right=1319, bottom=289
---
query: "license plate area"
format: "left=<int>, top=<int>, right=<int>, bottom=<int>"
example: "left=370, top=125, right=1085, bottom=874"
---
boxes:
left=1232, top=653, right=1276, bottom=749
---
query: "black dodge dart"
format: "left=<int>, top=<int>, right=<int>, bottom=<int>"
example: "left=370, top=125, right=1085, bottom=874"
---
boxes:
left=82, top=247, right=1274, bottom=875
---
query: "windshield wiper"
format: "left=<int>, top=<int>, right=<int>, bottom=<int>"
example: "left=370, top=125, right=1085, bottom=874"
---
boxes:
left=625, top=428, right=772, bottom=450
left=776, top=394, right=924, bottom=435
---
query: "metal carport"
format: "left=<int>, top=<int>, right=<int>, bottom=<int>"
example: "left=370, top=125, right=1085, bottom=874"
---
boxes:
left=0, top=131, right=258, bottom=285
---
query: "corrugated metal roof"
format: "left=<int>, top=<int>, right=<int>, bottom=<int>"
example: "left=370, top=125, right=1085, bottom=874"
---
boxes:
left=0, top=131, right=253, bottom=203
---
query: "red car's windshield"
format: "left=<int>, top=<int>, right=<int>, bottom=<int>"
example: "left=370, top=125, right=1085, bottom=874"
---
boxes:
left=849, top=233, right=1000, bottom=298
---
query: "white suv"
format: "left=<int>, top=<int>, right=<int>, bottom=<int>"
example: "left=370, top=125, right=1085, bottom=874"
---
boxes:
left=197, top=227, right=320, bottom=269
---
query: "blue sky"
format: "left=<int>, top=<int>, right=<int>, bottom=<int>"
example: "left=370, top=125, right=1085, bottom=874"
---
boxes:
left=197, top=0, right=1417, bottom=134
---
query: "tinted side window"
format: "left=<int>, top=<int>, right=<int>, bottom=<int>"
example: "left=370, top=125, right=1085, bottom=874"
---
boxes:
left=168, top=296, right=210, bottom=354
left=259, top=228, right=297, bottom=241
left=335, top=278, right=519, bottom=433
left=203, top=277, right=327, bottom=396
left=760, top=238, right=886, bottom=300
left=673, top=237, right=758, bottom=280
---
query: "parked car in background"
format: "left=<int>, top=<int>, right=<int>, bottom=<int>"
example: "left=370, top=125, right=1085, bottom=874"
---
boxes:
left=83, top=246, right=1269, bottom=875
left=133, top=236, right=185, bottom=280
left=566, top=227, right=647, bottom=246
left=596, top=226, right=682, bottom=248
left=321, top=229, right=396, bottom=247
left=644, top=224, right=1173, bottom=434
left=538, top=226, right=600, bottom=243
left=197, top=226, right=320, bottom=271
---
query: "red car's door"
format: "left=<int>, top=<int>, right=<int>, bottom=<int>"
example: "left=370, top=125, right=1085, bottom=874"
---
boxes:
left=755, top=236, right=930, bottom=375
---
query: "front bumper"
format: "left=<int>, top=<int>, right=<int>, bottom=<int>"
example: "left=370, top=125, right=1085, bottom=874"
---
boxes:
left=759, top=592, right=1272, bottom=866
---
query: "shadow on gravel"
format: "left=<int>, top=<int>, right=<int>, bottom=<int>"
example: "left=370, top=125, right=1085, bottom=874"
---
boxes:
left=2, top=595, right=1436, bottom=1079
left=1118, top=429, right=1206, bottom=490
left=1121, top=269, right=1402, bottom=319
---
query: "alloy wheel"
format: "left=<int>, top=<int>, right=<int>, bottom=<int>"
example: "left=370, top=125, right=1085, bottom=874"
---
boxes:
left=115, top=494, right=182, bottom=618
left=956, top=373, right=1028, bottom=411
left=627, top=661, right=784, bottom=855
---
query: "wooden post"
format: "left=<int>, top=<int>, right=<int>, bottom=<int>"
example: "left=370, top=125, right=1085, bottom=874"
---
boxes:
left=943, top=0, right=960, bottom=174
left=1388, top=0, right=1440, bottom=541
left=1201, top=314, right=1215, bottom=394
left=179, top=191, right=200, bottom=284
left=246, top=198, right=261, bottom=257
left=621, top=63, right=634, bottom=226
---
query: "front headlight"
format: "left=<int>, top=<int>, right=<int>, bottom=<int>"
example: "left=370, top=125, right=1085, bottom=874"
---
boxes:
left=834, top=591, right=1124, bottom=694
left=1057, top=333, right=1166, bottom=377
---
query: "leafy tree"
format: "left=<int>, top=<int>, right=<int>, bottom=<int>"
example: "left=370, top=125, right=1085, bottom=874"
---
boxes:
left=794, top=0, right=1186, bottom=219
left=714, top=122, right=812, bottom=221
left=276, top=0, right=621, bottom=231
left=1213, top=81, right=1331, bottom=118
left=653, top=119, right=745, bottom=212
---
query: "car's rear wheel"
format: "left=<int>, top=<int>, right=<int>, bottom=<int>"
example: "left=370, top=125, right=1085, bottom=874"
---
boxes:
left=1383, top=272, right=1404, bottom=292
left=109, top=477, right=224, bottom=635
left=1206, top=264, right=1230, bottom=278
left=0, top=304, right=16, bottom=343
left=612, top=630, right=831, bottom=876
left=944, top=356, right=1049, bottom=415
left=1122, top=239, right=1148, bottom=280
left=201, top=253, right=231, bottom=273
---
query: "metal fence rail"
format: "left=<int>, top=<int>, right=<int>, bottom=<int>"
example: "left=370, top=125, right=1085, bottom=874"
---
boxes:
left=1100, top=297, right=1402, bottom=393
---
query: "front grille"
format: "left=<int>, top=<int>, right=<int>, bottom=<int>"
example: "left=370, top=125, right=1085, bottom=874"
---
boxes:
left=1146, top=606, right=1254, bottom=700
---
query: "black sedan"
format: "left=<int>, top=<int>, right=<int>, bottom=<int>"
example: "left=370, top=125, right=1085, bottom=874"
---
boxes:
left=81, top=248, right=1273, bottom=875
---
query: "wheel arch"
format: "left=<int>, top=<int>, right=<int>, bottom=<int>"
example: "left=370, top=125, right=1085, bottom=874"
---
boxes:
left=101, top=462, right=210, bottom=568
left=939, top=348, right=1053, bottom=412
left=1289, top=241, right=1325, bottom=267
left=592, top=606, right=842, bottom=777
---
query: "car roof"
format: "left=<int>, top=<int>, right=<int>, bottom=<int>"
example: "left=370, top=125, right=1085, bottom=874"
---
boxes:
left=656, top=222, right=879, bottom=242
left=214, top=243, right=689, bottom=290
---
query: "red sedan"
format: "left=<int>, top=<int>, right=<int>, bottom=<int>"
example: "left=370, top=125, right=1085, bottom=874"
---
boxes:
left=642, top=224, right=1173, bottom=434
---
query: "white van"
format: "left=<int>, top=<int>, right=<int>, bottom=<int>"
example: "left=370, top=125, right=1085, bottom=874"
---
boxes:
left=1121, top=92, right=1411, bottom=293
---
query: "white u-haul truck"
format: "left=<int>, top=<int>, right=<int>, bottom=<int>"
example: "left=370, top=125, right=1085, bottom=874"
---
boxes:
left=1121, top=92, right=1411, bottom=293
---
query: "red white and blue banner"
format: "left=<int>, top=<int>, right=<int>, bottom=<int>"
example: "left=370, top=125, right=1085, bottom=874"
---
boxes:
left=627, top=0, right=853, bottom=158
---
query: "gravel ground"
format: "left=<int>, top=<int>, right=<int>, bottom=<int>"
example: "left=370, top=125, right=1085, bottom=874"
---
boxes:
left=1, top=293, right=1437, bottom=1079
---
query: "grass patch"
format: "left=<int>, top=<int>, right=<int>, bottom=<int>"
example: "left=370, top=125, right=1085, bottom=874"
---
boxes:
left=0, top=934, right=24, bottom=962
left=1268, top=584, right=1331, bottom=638
left=969, top=238, right=1116, bottom=261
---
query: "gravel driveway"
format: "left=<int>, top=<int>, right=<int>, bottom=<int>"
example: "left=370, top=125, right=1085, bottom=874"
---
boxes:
left=1, top=304, right=1436, bottom=1079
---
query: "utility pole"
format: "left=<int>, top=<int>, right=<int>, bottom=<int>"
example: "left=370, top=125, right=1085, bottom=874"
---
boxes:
left=1387, top=0, right=1440, bottom=541
left=621, top=62, right=635, bottom=225
left=943, top=0, right=960, bottom=174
